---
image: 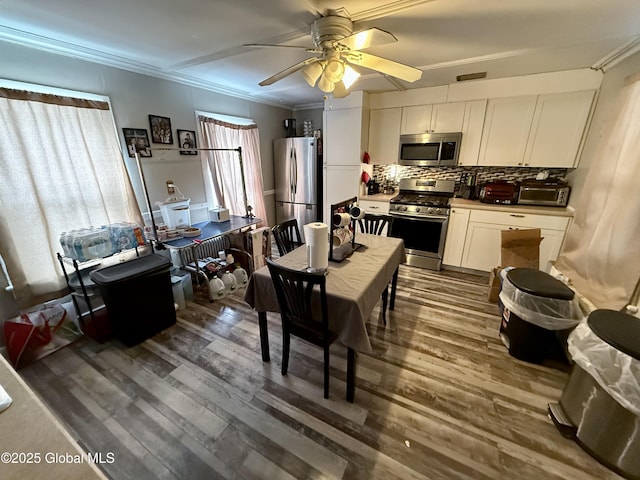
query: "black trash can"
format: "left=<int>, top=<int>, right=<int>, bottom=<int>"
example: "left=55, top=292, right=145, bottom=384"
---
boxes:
left=499, top=268, right=582, bottom=364
left=90, top=254, right=176, bottom=346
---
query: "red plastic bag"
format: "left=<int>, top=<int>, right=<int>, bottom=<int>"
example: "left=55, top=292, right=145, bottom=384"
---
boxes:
left=4, top=305, right=66, bottom=368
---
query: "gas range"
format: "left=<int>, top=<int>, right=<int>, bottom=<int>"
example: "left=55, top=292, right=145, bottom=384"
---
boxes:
left=390, top=178, right=456, bottom=218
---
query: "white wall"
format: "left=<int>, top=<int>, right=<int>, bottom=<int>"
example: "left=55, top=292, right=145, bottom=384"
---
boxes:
left=0, top=41, right=296, bottom=226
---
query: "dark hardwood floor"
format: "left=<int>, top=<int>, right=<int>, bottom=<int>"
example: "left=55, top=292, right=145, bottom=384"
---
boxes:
left=20, top=265, right=622, bottom=479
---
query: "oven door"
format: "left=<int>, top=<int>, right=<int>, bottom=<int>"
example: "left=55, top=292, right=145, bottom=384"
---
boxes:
left=389, top=214, right=449, bottom=270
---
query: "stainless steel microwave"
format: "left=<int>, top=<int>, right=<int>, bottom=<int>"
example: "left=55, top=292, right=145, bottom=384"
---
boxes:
left=398, top=132, right=462, bottom=167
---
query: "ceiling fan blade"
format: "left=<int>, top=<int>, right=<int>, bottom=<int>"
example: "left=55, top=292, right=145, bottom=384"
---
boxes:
left=258, top=57, right=321, bottom=86
left=334, top=27, right=397, bottom=51
left=345, top=51, right=422, bottom=83
left=244, top=43, right=320, bottom=54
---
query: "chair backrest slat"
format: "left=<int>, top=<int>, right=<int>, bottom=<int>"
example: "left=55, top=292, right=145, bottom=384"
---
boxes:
left=267, top=259, right=327, bottom=333
left=357, top=213, right=393, bottom=236
left=272, top=219, right=304, bottom=256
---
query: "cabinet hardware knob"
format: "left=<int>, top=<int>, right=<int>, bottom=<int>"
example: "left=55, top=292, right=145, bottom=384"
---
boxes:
left=510, top=214, right=525, bottom=218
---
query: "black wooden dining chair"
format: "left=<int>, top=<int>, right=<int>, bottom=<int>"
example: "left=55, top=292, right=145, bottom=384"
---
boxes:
left=356, top=213, right=395, bottom=325
left=357, top=213, right=393, bottom=236
left=271, top=219, right=303, bottom=257
left=266, top=258, right=356, bottom=400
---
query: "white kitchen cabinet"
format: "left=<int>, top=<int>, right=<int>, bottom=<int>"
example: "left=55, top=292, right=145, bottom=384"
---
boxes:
left=457, top=99, right=487, bottom=166
left=323, top=165, right=361, bottom=224
left=400, top=105, right=432, bottom=134
left=459, top=210, right=570, bottom=272
left=368, top=108, right=401, bottom=164
left=357, top=198, right=390, bottom=214
left=400, top=102, right=465, bottom=134
left=324, top=108, right=368, bottom=166
left=477, top=91, right=595, bottom=167
left=442, top=207, right=471, bottom=267
left=523, top=90, right=595, bottom=168
left=478, top=96, right=538, bottom=166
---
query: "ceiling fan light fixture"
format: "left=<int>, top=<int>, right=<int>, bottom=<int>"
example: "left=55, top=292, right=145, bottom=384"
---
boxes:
left=342, top=64, right=360, bottom=89
left=324, top=58, right=345, bottom=83
left=318, top=74, right=335, bottom=93
left=302, top=61, right=325, bottom=87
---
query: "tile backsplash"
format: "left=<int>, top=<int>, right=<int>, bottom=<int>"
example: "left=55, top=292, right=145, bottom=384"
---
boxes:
left=372, top=165, right=569, bottom=190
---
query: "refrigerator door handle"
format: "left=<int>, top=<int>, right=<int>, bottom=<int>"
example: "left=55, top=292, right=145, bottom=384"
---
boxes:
left=292, top=147, right=298, bottom=196
left=289, top=147, right=295, bottom=202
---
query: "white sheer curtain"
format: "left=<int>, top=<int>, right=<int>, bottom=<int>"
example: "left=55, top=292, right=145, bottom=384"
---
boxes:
left=198, top=116, right=267, bottom=225
left=0, top=87, right=142, bottom=307
left=555, top=73, right=640, bottom=309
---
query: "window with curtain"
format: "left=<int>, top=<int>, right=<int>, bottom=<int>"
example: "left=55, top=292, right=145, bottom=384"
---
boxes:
left=0, top=85, right=142, bottom=307
left=555, top=72, right=640, bottom=310
left=197, top=115, right=267, bottom=226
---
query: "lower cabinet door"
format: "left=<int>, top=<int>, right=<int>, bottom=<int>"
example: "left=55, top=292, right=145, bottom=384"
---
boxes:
left=443, top=208, right=470, bottom=267
left=461, top=222, right=566, bottom=272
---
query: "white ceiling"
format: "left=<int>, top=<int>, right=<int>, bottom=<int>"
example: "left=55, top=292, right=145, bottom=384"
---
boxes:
left=1, top=0, right=639, bottom=109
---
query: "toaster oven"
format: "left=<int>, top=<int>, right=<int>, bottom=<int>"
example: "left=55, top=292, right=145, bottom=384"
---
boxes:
left=517, top=180, right=571, bottom=207
left=478, top=181, right=518, bottom=205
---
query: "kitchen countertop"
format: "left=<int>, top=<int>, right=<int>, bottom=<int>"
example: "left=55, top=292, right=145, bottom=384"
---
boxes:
left=358, top=193, right=397, bottom=202
left=451, top=198, right=575, bottom=217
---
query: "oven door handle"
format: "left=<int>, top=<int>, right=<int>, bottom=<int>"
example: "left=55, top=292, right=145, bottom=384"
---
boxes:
left=390, top=213, right=448, bottom=222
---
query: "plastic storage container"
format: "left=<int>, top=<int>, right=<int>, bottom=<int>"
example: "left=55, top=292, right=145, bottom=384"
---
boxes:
left=90, top=255, right=175, bottom=346
left=498, top=268, right=584, bottom=364
left=159, top=199, right=191, bottom=229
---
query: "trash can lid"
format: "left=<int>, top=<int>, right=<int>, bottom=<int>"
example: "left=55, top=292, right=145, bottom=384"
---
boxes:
left=506, top=268, right=575, bottom=300
left=90, top=255, right=171, bottom=284
left=587, top=309, right=640, bottom=361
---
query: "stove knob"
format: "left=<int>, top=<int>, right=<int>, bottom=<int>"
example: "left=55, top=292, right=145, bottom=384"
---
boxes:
left=415, top=207, right=421, bottom=213
left=401, top=206, right=408, bottom=212
left=428, top=207, right=435, bottom=214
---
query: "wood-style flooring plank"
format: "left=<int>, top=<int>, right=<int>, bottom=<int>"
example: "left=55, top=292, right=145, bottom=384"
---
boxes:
left=19, top=264, right=623, bottom=480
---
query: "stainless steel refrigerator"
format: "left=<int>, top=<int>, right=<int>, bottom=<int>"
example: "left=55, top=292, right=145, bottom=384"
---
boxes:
left=274, top=137, right=320, bottom=241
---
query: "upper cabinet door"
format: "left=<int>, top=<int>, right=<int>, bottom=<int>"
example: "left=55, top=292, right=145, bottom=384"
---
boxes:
left=324, top=108, right=366, bottom=166
left=478, top=96, right=537, bottom=166
left=457, top=99, right=487, bottom=166
left=523, top=90, right=595, bottom=168
left=400, top=105, right=432, bottom=134
left=368, top=108, right=402, bottom=165
left=431, top=102, right=466, bottom=132
left=400, top=102, right=466, bottom=134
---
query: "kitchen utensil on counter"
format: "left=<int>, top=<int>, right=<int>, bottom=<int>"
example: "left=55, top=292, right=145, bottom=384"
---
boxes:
left=458, top=172, right=478, bottom=200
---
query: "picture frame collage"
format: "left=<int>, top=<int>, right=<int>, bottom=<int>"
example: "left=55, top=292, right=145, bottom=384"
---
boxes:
left=122, top=115, right=197, bottom=158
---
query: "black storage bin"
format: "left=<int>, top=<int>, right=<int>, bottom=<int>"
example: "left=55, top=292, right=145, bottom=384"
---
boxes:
left=90, top=254, right=175, bottom=346
left=499, top=268, right=581, bottom=364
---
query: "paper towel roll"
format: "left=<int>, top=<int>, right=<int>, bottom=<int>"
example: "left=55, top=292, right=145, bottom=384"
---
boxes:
left=332, top=227, right=353, bottom=247
left=332, top=212, right=351, bottom=227
left=304, top=222, right=329, bottom=271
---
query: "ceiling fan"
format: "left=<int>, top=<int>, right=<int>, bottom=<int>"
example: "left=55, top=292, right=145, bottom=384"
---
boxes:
left=246, top=10, right=423, bottom=97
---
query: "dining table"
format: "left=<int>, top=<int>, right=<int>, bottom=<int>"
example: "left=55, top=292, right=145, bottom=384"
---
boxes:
left=244, top=233, right=406, bottom=402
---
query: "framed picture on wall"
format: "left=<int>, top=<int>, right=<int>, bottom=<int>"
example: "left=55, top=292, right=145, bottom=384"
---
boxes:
left=177, top=129, right=197, bottom=155
left=122, top=128, right=152, bottom=157
left=148, top=114, right=173, bottom=144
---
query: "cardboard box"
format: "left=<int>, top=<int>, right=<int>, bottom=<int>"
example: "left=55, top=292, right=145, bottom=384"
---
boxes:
left=229, top=226, right=271, bottom=272
left=488, top=267, right=502, bottom=303
left=488, top=229, right=543, bottom=302
left=501, top=228, right=542, bottom=269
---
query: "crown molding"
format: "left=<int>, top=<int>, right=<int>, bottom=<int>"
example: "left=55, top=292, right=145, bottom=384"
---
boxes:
left=0, top=25, right=300, bottom=110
